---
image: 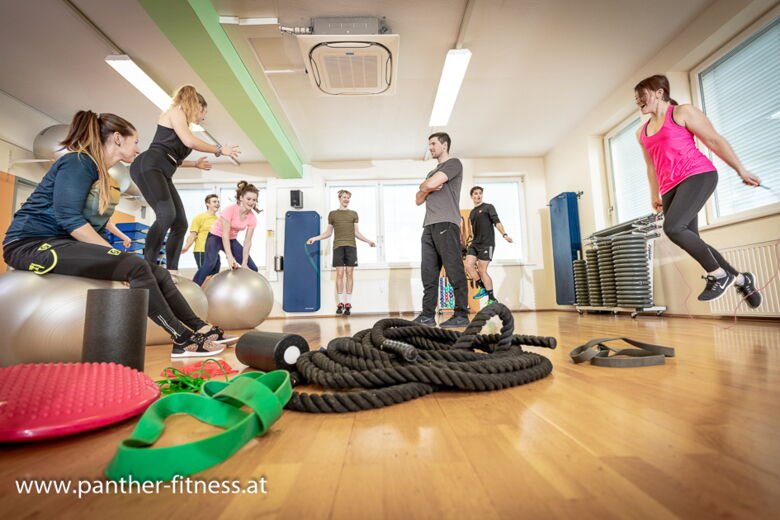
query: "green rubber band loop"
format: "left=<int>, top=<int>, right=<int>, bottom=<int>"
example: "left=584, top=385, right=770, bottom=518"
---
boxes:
left=304, top=242, right=320, bottom=275
left=106, top=370, right=292, bottom=481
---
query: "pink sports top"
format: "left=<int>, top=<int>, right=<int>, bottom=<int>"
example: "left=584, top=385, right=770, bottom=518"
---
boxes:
left=210, top=203, right=256, bottom=240
left=639, top=105, right=716, bottom=195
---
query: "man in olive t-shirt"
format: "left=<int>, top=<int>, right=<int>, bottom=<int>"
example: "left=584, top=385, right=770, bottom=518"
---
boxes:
left=414, top=132, right=469, bottom=328
left=307, top=190, right=376, bottom=316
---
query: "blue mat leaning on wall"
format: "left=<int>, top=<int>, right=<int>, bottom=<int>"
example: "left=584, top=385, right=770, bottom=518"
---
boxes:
left=283, top=211, right=321, bottom=312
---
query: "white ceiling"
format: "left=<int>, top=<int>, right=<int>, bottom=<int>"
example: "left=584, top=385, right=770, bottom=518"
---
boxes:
left=0, top=0, right=263, bottom=164
left=221, top=0, right=714, bottom=160
left=0, top=0, right=715, bottom=169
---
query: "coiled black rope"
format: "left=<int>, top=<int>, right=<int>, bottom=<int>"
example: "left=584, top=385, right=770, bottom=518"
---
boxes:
left=287, top=303, right=557, bottom=413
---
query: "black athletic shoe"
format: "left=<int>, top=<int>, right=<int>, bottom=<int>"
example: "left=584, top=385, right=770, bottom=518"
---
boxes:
left=736, top=272, right=762, bottom=309
left=336, top=303, right=344, bottom=315
left=439, top=315, right=470, bottom=328
left=343, top=303, right=352, bottom=316
left=697, top=272, right=736, bottom=302
left=412, top=314, right=436, bottom=326
left=171, top=332, right=225, bottom=358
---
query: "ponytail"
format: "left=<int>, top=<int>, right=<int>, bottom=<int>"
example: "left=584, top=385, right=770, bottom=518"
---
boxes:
left=634, top=74, right=677, bottom=106
left=171, top=85, right=207, bottom=125
left=60, top=111, right=136, bottom=213
left=235, top=180, right=261, bottom=214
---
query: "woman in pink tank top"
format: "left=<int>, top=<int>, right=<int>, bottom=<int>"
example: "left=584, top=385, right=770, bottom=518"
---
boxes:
left=634, top=74, right=763, bottom=307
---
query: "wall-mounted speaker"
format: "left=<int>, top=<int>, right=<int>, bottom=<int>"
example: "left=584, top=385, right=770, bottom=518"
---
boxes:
left=290, top=190, right=303, bottom=209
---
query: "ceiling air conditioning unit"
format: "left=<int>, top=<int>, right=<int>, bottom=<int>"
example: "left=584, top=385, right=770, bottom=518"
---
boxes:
left=296, top=17, right=399, bottom=96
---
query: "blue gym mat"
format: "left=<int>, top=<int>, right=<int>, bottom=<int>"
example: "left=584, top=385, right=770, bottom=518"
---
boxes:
left=550, top=192, right=582, bottom=305
left=283, top=211, right=321, bottom=312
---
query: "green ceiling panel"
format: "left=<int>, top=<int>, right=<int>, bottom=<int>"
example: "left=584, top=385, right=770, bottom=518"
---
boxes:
left=139, top=0, right=302, bottom=178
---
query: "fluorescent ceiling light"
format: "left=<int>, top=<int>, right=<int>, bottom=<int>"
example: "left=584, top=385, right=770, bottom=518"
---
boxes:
left=428, top=49, right=472, bottom=127
left=771, top=110, right=780, bottom=119
left=219, top=16, right=278, bottom=26
left=105, top=54, right=204, bottom=132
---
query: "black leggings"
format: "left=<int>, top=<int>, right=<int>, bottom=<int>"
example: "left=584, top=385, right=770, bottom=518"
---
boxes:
left=661, top=171, right=737, bottom=275
left=3, top=237, right=207, bottom=340
left=130, top=150, right=187, bottom=270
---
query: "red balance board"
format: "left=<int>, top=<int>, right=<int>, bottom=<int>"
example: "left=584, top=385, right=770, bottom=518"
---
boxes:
left=0, top=362, right=160, bottom=442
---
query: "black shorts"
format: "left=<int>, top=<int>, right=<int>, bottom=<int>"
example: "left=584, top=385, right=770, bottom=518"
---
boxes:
left=333, top=246, right=358, bottom=267
left=466, top=243, right=494, bottom=261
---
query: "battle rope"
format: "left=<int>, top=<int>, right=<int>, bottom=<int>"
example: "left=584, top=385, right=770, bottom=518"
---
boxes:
left=287, top=303, right=557, bottom=413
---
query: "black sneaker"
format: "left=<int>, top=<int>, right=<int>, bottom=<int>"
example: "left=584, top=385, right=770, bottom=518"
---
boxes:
left=336, top=303, right=344, bottom=314
left=697, top=272, right=736, bottom=302
left=171, top=332, right=225, bottom=358
left=735, top=272, right=762, bottom=309
left=439, top=315, right=470, bottom=328
left=343, top=303, right=352, bottom=316
left=412, top=314, right=436, bottom=326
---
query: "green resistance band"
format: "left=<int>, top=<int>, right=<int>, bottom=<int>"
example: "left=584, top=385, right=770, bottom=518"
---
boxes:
left=106, top=371, right=292, bottom=482
left=304, top=242, right=320, bottom=275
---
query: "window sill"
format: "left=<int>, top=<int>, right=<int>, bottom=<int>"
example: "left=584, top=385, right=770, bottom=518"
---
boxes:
left=702, top=202, right=780, bottom=232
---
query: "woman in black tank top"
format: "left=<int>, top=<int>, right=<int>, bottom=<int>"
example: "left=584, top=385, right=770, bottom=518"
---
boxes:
left=130, top=85, right=241, bottom=273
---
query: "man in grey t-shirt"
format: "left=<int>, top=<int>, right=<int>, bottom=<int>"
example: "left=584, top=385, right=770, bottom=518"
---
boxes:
left=413, top=132, right=469, bottom=328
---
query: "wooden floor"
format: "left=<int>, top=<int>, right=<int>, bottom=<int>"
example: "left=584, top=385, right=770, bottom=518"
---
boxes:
left=2, top=311, right=779, bottom=519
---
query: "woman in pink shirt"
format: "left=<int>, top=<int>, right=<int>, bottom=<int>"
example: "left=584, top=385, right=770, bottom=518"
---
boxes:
left=193, top=181, right=261, bottom=286
left=635, top=74, right=762, bottom=306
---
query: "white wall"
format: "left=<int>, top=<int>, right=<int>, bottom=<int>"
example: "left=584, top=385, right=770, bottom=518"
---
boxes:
left=543, top=0, right=780, bottom=316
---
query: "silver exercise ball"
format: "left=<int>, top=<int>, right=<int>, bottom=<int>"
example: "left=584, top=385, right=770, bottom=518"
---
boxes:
left=109, top=162, right=132, bottom=193
left=146, top=274, right=209, bottom=345
left=205, top=269, right=274, bottom=330
left=33, top=124, right=69, bottom=161
left=0, top=271, right=122, bottom=367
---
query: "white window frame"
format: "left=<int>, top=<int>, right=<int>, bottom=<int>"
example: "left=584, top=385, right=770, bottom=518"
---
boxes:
left=690, top=5, right=780, bottom=230
left=603, top=113, right=648, bottom=226
left=322, top=180, right=383, bottom=270
left=470, top=175, right=529, bottom=266
left=324, top=179, right=527, bottom=269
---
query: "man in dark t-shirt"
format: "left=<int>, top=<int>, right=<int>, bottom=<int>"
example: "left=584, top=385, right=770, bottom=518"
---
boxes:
left=413, top=132, right=469, bottom=328
left=466, top=186, right=513, bottom=303
left=307, top=189, right=375, bottom=316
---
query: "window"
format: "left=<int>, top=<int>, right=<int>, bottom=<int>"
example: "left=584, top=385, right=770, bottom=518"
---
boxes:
left=606, top=117, right=651, bottom=223
left=322, top=179, right=525, bottom=267
left=696, top=15, right=780, bottom=218
left=470, top=180, right=525, bottom=262
left=382, top=184, right=426, bottom=264
left=326, top=184, right=379, bottom=265
left=176, top=185, right=267, bottom=270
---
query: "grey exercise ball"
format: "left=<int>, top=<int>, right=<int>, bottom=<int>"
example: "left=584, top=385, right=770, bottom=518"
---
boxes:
left=0, top=271, right=123, bottom=366
left=145, top=274, right=209, bottom=345
left=33, top=124, right=69, bottom=161
left=0, top=271, right=213, bottom=365
left=205, top=269, right=274, bottom=330
left=109, top=162, right=132, bottom=193
left=124, top=182, right=142, bottom=197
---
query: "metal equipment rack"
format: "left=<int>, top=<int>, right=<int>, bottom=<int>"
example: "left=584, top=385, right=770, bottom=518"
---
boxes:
left=574, top=214, right=666, bottom=318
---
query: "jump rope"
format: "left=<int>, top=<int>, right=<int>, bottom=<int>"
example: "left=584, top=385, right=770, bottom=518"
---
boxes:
left=653, top=183, right=780, bottom=330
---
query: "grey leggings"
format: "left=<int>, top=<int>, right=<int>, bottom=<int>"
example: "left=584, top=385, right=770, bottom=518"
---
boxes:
left=661, top=171, right=737, bottom=275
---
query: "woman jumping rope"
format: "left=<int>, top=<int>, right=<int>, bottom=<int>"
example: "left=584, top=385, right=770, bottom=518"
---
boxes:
left=635, top=74, right=762, bottom=307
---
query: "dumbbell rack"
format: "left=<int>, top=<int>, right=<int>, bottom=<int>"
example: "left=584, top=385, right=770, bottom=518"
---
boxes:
left=574, top=214, right=666, bottom=319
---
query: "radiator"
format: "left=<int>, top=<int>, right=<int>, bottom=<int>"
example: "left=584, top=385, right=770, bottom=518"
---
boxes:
left=709, top=240, right=780, bottom=317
